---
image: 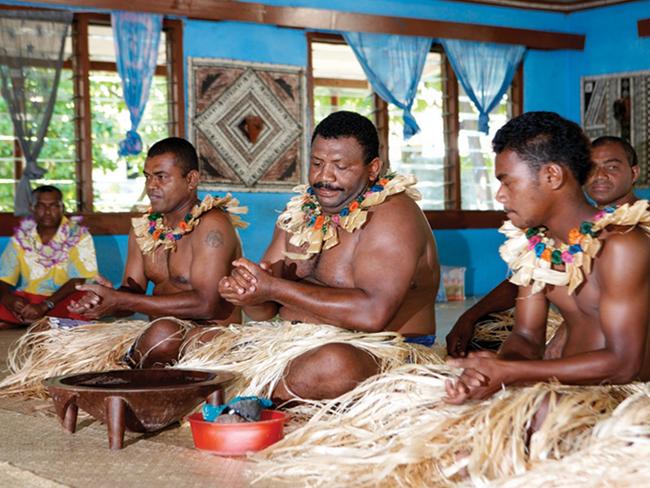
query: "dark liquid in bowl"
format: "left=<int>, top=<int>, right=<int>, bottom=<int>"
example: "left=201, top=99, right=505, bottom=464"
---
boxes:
left=61, top=370, right=215, bottom=389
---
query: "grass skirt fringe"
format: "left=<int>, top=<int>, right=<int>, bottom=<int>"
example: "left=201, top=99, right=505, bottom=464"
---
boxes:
left=3, top=319, right=648, bottom=486
left=175, top=321, right=444, bottom=400
left=472, top=309, right=564, bottom=348
left=0, top=319, right=441, bottom=401
left=251, top=364, right=647, bottom=487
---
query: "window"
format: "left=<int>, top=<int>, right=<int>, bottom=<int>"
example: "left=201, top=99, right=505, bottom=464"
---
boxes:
left=86, top=23, right=171, bottom=212
left=0, top=12, right=183, bottom=214
left=311, top=40, right=376, bottom=125
left=389, top=51, right=446, bottom=209
left=457, top=86, right=511, bottom=210
left=308, top=35, right=522, bottom=216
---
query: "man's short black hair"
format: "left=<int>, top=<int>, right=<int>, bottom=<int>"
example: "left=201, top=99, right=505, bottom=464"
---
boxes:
left=312, top=111, right=379, bottom=165
left=591, top=135, right=638, bottom=167
left=32, top=185, right=63, bottom=201
left=492, top=111, right=592, bottom=185
left=147, top=137, right=199, bottom=175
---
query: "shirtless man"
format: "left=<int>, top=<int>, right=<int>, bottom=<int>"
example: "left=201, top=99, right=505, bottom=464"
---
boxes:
left=219, top=111, right=439, bottom=401
left=444, top=112, right=650, bottom=404
left=68, top=137, right=243, bottom=365
left=446, top=135, right=642, bottom=358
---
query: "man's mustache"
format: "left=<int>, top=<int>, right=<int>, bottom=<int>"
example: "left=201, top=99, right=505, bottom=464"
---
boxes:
left=313, top=182, right=343, bottom=191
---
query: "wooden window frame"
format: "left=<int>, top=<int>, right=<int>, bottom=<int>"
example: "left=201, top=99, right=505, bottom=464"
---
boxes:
left=0, top=11, right=184, bottom=236
left=308, top=33, right=522, bottom=229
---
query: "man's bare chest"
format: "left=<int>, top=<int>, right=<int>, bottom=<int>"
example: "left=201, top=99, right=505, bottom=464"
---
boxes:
left=285, top=233, right=358, bottom=288
left=143, top=238, right=194, bottom=286
left=546, top=272, right=600, bottom=318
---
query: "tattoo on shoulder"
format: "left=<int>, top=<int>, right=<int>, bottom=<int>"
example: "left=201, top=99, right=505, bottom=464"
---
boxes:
left=205, top=230, right=224, bottom=248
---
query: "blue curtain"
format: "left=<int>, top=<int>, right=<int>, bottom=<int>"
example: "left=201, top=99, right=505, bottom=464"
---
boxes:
left=441, top=39, right=525, bottom=134
left=344, top=32, right=432, bottom=139
left=111, top=11, right=162, bottom=156
left=0, top=10, right=72, bottom=215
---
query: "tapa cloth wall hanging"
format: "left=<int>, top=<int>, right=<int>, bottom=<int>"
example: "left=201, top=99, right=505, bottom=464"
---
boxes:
left=188, top=57, right=308, bottom=192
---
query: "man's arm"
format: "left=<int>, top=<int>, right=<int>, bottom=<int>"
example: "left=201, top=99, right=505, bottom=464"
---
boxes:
left=76, top=212, right=239, bottom=320
left=20, top=278, right=88, bottom=321
left=497, top=285, right=548, bottom=361
left=0, top=280, right=28, bottom=318
left=446, top=231, right=650, bottom=402
left=503, top=230, right=650, bottom=384
left=446, top=279, right=518, bottom=357
left=0, top=240, right=27, bottom=317
left=225, top=197, right=427, bottom=332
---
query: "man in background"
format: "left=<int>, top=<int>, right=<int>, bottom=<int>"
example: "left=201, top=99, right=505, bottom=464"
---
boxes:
left=0, top=185, right=97, bottom=327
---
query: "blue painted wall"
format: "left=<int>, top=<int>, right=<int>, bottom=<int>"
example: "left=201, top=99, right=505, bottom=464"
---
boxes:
left=4, top=0, right=650, bottom=295
left=180, top=1, right=572, bottom=296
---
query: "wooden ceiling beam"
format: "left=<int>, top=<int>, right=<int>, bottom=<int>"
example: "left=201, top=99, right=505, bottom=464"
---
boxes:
left=20, top=0, right=584, bottom=50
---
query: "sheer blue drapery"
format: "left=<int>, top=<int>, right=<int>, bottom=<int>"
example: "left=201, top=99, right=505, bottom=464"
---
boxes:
left=441, top=39, right=525, bottom=134
left=0, top=10, right=72, bottom=215
left=343, top=32, right=432, bottom=139
left=111, top=11, right=162, bottom=156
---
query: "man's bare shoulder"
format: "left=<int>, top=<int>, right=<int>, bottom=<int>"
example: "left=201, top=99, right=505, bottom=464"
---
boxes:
left=356, top=193, right=431, bottom=256
left=190, top=208, right=240, bottom=250
left=369, top=192, right=424, bottom=216
left=599, top=225, right=650, bottom=256
left=596, top=226, right=650, bottom=282
left=365, top=193, right=427, bottom=231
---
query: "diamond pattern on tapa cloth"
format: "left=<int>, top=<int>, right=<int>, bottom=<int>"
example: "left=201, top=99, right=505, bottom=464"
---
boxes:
left=189, top=58, right=307, bottom=192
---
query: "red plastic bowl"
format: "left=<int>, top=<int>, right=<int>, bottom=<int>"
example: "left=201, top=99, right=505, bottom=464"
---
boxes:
left=188, top=409, right=287, bottom=456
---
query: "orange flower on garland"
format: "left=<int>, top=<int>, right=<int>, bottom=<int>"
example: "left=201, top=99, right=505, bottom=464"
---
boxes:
left=314, top=215, right=325, bottom=230
left=568, top=228, right=583, bottom=245
left=540, top=248, right=552, bottom=262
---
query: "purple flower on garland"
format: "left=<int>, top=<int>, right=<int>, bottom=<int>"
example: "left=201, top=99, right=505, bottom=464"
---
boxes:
left=527, top=235, right=542, bottom=250
left=561, top=250, right=574, bottom=263
left=13, top=216, right=86, bottom=269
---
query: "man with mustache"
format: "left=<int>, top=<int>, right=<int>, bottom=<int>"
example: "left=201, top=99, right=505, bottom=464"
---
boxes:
left=68, top=137, right=245, bottom=365
left=446, top=135, right=642, bottom=358
left=443, top=112, right=650, bottom=404
left=218, top=111, right=440, bottom=401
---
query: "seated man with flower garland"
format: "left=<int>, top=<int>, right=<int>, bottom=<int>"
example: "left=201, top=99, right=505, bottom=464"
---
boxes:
left=67, top=137, right=246, bottom=365
left=446, top=135, right=643, bottom=358
left=218, top=111, right=440, bottom=401
left=0, top=185, right=98, bottom=328
left=443, top=112, right=650, bottom=405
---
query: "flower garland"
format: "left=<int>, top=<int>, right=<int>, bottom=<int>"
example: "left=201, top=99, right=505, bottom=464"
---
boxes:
left=14, top=216, right=87, bottom=269
left=132, top=194, right=248, bottom=255
left=499, top=199, right=650, bottom=295
left=277, top=173, right=421, bottom=260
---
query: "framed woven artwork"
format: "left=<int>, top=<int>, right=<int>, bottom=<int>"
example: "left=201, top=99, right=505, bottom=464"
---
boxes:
left=188, top=58, right=308, bottom=192
left=581, top=71, right=650, bottom=186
